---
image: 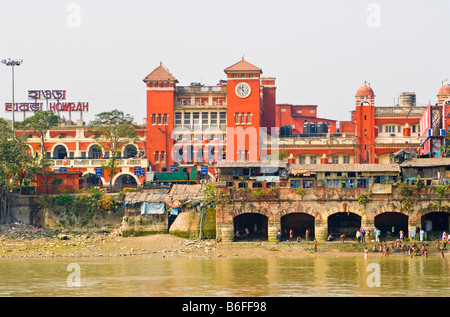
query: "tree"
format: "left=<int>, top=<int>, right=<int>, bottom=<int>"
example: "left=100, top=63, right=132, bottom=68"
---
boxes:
left=89, top=110, right=139, bottom=192
left=440, top=131, right=450, bottom=157
left=19, top=111, right=59, bottom=194
left=0, top=119, right=37, bottom=223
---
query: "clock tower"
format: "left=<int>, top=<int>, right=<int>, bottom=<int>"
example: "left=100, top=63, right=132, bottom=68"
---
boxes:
left=224, top=59, right=263, bottom=162
left=355, top=82, right=376, bottom=164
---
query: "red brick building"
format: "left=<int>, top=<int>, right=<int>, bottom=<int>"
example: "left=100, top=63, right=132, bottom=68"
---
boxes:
left=144, top=59, right=282, bottom=174
left=144, top=60, right=450, bottom=173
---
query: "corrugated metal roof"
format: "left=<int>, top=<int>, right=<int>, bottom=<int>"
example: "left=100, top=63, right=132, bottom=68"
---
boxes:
left=124, top=184, right=205, bottom=205
left=125, top=189, right=169, bottom=204
left=169, top=184, right=204, bottom=202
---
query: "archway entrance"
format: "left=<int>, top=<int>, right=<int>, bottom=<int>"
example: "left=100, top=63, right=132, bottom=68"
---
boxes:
left=422, top=212, right=450, bottom=240
left=233, top=213, right=268, bottom=241
left=53, top=145, right=67, bottom=159
left=374, top=212, right=408, bottom=240
left=328, top=212, right=361, bottom=239
left=82, top=173, right=103, bottom=189
left=281, top=213, right=315, bottom=241
left=113, top=174, right=138, bottom=190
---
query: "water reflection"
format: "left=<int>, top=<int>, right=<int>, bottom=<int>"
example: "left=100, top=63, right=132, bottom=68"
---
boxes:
left=0, top=256, right=448, bottom=297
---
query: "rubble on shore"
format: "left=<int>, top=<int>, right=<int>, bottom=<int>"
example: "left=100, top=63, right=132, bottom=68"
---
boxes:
left=0, top=221, right=443, bottom=260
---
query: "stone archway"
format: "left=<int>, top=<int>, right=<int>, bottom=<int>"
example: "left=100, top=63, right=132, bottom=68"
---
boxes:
left=233, top=213, right=268, bottom=241
left=374, top=212, right=408, bottom=240
left=280, top=212, right=315, bottom=241
left=112, top=173, right=139, bottom=190
left=421, top=211, right=450, bottom=240
left=328, top=212, right=361, bottom=238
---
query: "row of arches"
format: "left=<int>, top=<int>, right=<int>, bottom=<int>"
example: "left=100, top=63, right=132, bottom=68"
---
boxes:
left=50, top=144, right=139, bottom=159
left=81, top=172, right=139, bottom=190
left=233, top=212, right=449, bottom=242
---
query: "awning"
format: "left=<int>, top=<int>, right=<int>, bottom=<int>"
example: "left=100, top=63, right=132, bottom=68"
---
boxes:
left=289, top=169, right=313, bottom=176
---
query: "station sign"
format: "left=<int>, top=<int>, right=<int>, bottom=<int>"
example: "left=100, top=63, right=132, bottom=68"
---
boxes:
left=4, top=90, right=89, bottom=113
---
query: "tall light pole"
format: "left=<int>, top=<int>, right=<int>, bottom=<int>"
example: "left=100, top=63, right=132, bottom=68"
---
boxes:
left=1, top=58, right=24, bottom=138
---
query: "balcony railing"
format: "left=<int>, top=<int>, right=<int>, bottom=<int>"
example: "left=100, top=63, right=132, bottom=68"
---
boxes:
left=52, top=158, right=149, bottom=168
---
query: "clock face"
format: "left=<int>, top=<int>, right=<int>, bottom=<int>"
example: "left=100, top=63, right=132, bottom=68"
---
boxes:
left=235, top=83, right=251, bottom=98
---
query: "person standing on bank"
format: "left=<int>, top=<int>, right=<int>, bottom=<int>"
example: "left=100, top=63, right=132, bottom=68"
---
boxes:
left=361, top=228, right=366, bottom=243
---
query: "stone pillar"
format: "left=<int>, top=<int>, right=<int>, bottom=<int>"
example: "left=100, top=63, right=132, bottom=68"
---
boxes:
left=408, top=215, right=421, bottom=241
left=315, top=221, right=328, bottom=242
left=268, top=221, right=279, bottom=242
left=361, top=217, right=375, bottom=242
left=218, top=224, right=234, bottom=243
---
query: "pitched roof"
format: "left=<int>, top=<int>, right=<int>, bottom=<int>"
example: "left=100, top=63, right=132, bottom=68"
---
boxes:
left=289, top=164, right=400, bottom=173
left=224, top=59, right=262, bottom=73
left=143, top=63, right=178, bottom=82
left=216, top=160, right=288, bottom=168
left=400, top=158, right=450, bottom=167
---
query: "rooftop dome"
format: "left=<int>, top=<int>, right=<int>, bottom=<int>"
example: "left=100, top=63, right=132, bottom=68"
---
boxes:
left=356, top=82, right=375, bottom=96
left=438, top=84, right=450, bottom=95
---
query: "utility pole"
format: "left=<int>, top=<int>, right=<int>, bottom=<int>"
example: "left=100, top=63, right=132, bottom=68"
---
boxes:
left=1, top=58, right=24, bottom=139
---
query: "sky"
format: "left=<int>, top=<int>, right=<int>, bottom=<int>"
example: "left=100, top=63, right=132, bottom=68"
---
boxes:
left=0, top=0, right=449, bottom=125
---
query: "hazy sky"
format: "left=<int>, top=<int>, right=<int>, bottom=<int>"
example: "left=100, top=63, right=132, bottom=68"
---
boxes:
left=1, top=0, right=449, bottom=125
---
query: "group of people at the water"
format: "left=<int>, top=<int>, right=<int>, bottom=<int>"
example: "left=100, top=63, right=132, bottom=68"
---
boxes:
left=361, top=229, right=449, bottom=258
left=277, top=227, right=449, bottom=258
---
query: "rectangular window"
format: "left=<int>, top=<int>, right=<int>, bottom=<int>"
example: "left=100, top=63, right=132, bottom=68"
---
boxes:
left=303, top=180, right=314, bottom=188
left=290, top=180, right=301, bottom=188
left=220, top=112, right=227, bottom=124
left=175, top=112, right=182, bottom=125
left=211, top=112, right=218, bottom=125
left=357, top=179, right=369, bottom=188
left=326, top=179, right=340, bottom=188
left=184, top=112, right=191, bottom=127
left=298, top=156, right=306, bottom=164
left=202, top=112, right=209, bottom=126
left=193, top=112, right=200, bottom=128
left=332, top=156, right=339, bottom=164
left=343, top=156, right=350, bottom=164
left=310, top=155, right=317, bottom=164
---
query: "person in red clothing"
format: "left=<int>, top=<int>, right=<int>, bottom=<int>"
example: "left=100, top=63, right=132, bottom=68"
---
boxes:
left=313, top=239, right=317, bottom=252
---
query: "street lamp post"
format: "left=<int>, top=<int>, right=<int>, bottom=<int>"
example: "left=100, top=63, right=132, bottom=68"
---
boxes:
left=1, top=58, right=24, bottom=138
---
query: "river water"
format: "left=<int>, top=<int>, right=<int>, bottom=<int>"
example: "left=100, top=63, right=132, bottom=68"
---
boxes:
left=0, top=255, right=449, bottom=297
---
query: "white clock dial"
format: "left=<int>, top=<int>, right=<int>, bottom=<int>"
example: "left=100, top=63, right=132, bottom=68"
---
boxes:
left=235, top=83, right=251, bottom=98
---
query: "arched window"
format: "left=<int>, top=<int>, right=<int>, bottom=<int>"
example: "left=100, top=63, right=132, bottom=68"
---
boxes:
left=247, top=112, right=251, bottom=124
left=157, top=114, right=162, bottom=124
left=163, top=114, right=167, bottom=125
left=160, top=151, right=165, bottom=162
left=235, top=113, right=240, bottom=124
left=152, top=114, right=156, bottom=125
left=154, top=151, right=159, bottom=162
left=241, top=113, right=246, bottom=124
